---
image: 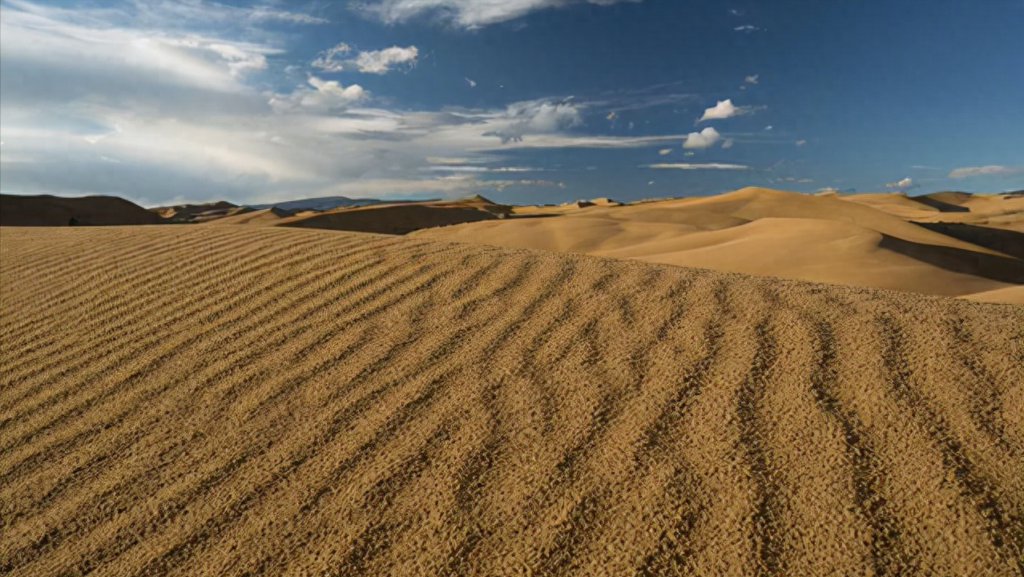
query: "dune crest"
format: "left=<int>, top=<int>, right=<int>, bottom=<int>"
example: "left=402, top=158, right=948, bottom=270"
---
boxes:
left=414, top=187, right=1024, bottom=298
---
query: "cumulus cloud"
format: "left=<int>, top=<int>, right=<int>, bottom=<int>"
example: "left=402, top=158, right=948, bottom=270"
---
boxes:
left=312, top=42, right=419, bottom=74
left=645, top=163, right=749, bottom=170
left=886, top=177, right=915, bottom=189
left=482, top=99, right=583, bottom=144
left=698, top=99, right=760, bottom=122
left=268, top=77, right=367, bottom=113
left=0, top=0, right=698, bottom=203
left=948, top=165, right=1024, bottom=179
left=356, top=0, right=645, bottom=28
left=683, top=127, right=723, bottom=149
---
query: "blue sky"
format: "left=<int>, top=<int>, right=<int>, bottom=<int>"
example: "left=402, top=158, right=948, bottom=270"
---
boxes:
left=1, top=0, right=1022, bottom=206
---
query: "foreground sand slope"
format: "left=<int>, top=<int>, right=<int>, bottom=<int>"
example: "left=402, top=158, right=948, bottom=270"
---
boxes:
left=1, top=226, right=1022, bottom=576
left=413, top=188, right=1023, bottom=297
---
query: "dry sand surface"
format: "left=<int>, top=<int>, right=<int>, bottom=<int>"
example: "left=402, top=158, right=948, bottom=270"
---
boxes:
left=2, top=225, right=1023, bottom=576
left=413, top=188, right=1024, bottom=299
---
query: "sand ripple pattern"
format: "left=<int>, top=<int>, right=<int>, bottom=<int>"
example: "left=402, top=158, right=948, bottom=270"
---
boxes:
left=1, top=226, right=1022, bottom=576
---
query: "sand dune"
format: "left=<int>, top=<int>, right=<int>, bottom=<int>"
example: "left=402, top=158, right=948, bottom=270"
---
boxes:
left=414, top=187, right=1023, bottom=297
left=152, top=201, right=246, bottom=223
left=207, top=196, right=508, bottom=234
left=846, top=191, right=1024, bottom=232
left=0, top=194, right=162, bottom=227
left=1, top=225, right=1021, bottom=576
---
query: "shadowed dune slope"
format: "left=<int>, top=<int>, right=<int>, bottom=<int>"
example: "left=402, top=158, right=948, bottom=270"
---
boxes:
left=0, top=194, right=162, bottom=226
left=280, top=204, right=498, bottom=235
left=2, top=225, right=1022, bottom=576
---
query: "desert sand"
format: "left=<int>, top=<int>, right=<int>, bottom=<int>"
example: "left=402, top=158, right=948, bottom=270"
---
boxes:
left=412, top=188, right=1024, bottom=298
left=2, top=224, right=1022, bottom=576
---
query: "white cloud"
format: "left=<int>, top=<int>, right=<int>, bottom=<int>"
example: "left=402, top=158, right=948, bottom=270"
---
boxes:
left=248, top=8, right=329, bottom=24
left=355, top=0, right=645, bottom=28
left=764, top=125, right=773, bottom=131
left=312, top=42, right=419, bottom=74
left=481, top=99, right=583, bottom=144
left=698, top=99, right=760, bottom=122
left=268, top=77, right=367, bottom=113
left=886, top=177, right=914, bottom=189
left=745, top=75, right=759, bottom=84
left=353, top=46, right=420, bottom=74
left=645, top=163, right=750, bottom=170
left=948, top=165, right=1024, bottom=179
left=466, top=77, right=477, bottom=87
left=683, top=127, right=722, bottom=149
left=734, top=25, right=760, bottom=32
left=722, top=138, right=735, bottom=149
left=795, top=140, right=807, bottom=146
left=0, top=0, right=702, bottom=203
left=658, top=148, right=672, bottom=155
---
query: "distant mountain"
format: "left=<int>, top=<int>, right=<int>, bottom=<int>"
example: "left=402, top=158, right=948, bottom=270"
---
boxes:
left=248, top=196, right=384, bottom=212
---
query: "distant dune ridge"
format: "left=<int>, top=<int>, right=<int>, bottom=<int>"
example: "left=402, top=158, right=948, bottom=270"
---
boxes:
left=0, top=225, right=1021, bottom=576
left=413, top=187, right=1024, bottom=299
left=2, top=188, right=1020, bottom=300
left=0, top=194, right=162, bottom=226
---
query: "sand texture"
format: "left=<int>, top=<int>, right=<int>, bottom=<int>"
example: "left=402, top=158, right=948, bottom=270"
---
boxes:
left=1, top=225, right=1022, bottom=576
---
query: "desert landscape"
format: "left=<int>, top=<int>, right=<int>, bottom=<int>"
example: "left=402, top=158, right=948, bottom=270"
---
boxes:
left=1, top=186, right=1022, bottom=575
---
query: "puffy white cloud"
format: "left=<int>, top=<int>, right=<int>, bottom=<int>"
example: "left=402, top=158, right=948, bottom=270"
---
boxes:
left=356, top=0, right=645, bottom=28
left=268, top=77, right=367, bottom=113
left=353, top=46, right=419, bottom=74
left=948, top=165, right=1024, bottom=179
left=312, top=43, right=419, bottom=74
left=698, top=99, right=760, bottom=122
left=683, top=127, right=723, bottom=149
left=886, top=177, right=914, bottom=189
left=481, top=99, right=583, bottom=144
left=645, top=163, right=749, bottom=170
left=0, top=0, right=701, bottom=203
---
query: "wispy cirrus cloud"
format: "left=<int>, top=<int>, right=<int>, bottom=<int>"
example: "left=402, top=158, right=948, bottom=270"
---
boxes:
left=353, top=0, right=645, bottom=29
left=645, top=163, right=750, bottom=170
left=948, top=165, right=1024, bottom=179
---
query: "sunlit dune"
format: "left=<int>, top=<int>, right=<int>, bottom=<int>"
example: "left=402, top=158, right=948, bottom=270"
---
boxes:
left=413, top=187, right=1024, bottom=299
